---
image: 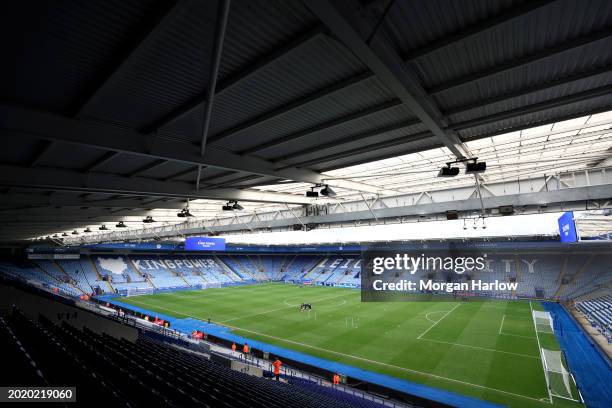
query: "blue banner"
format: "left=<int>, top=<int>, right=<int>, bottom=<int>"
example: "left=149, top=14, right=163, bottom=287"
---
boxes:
left=558, top=211, right=578, bottom=243
left=81, top=242, right=179, bottom=251
left=185, top=237, right=226, bottom=251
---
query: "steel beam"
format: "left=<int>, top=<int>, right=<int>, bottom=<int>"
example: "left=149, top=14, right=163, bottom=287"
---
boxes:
left=0, top=105, right=387, bottom=194
left=0, top=193, right=190, bottom=210
left=199, top=0, right=230, bottom=157
left=240, top=100, right=402, bottom=154
left=82, top=152, right=120, bottom=172
left=127, top=160, right=167, bottom=177
left=403, top=0, right=556, bottom=61
left=71, top=0, right=185, bottom=116
left=206, top=71, right=374, bottom=145
left=28, top=141, right=54, bottom=167
left=452, top=84, right=612, bottom=130
left=444, top=64, right=612, bottom=116
left=143, top=25, right=326, bottom=133
left=0, top=164, right=312, bottom=204
left=0, top=105, right=319, bottom=183
left=287, top=131, right=432, bottom=168
left=427, top=28, right=612, bottom=95
left=73, top=176, right=612, bottom=241
left=305, top=0, right=469, bottom=159
left=278, top=119, right=421, bottom=162
left=319, top=106, right=612, bottom=171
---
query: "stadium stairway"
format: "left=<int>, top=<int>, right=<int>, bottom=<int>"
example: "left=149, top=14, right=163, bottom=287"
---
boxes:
left=543, top=302, right=612, bottom=408
left=86, top=257, right=114, bottom=293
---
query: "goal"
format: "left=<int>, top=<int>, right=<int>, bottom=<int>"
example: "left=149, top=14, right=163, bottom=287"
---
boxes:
left=532, top=310, right=554, bottom=333
left=541, top=348, right=573, bottom=400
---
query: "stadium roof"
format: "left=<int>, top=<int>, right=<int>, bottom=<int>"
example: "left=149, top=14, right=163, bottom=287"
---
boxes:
left=1, top=0, right=612, bottom=243
left=254, top=111, right=612, bottom=200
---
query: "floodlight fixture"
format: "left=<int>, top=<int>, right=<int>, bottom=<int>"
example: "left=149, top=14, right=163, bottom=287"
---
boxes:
left=177, top=208, right=193, bottom=217
left=465, top=161, right=487, bottom=174
left=306, top=186, right=319, bottom=197
left=320, top=185, right=336, bottom=197
left=438, top=165, right=460, bottom=177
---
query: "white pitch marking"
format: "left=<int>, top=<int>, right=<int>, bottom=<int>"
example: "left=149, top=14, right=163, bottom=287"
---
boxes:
left=499, top=314, right=506, bottom=334
left=417, top=338, right=540, bottom=360
left=424, top=310, right=449, bottom=323
left=417, top=303, right=460, bottom=340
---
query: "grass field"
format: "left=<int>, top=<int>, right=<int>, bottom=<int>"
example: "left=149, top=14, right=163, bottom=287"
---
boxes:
left=119, top=283, right=583, bottom=408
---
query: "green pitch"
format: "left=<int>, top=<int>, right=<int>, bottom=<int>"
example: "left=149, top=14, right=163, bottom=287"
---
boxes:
left=119, top=283, right=582, bottom=408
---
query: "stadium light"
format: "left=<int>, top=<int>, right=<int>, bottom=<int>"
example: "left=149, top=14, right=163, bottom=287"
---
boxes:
left=84, top=228, right=91, bottom=233
left=115, top=221, right=127, bottom=228
left=439, top=158, right=486, bottom=177
left=320, top=185, right=336, bottom=197
left=62, top=232, right=68, bottom=237
left=143, top=216, right=155, bottom=223
left=99, top=225, right=109, bottom=230
left=222, top=201, right=244, bottom=211
left=465, top=161, right=487, bottom=174
left=71, top=230, right=79, bottom=235
left=177, top=208, right=193, bottom=217
left=306, top=187, right=319, bottom=198
left=438, top=165, right=460, bottom=177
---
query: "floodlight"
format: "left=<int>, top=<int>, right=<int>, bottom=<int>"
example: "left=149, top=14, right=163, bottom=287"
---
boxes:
left=465, top=161, right=487, bottom=174
left=72, top=230, right=79, bottom=235
left=320, top=185, right=336, bottom=197
left=84, top=228, right=91, bottom=233
left=438, top=166, right=460, bottom=177
left=99, top=225, right=109, bottom=230
left=177, top=208, right=193, bottom=217
left=306, top=187, right=319, bottom=197
left=232, top=201, right=244, bottom=210
left=115, top=221, right=127, bottom=228
left=143, top=216, right=155, bottom=223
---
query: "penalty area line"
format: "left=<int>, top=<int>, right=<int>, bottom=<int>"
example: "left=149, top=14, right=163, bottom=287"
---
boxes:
left=416, top=338, right=540, bottom=360
left=417, top=303, right=460, bottom=340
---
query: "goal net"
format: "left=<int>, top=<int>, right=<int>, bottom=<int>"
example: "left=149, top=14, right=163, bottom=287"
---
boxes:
left=125, top=287, right=154, bottom=297
left=541, top=348, right=573, bottom=400
left=532, top=310, right=554, bottom=333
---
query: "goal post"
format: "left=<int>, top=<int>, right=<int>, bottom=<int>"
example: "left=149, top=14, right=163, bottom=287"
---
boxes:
left=532, top=310, right=554, bottom=334
left=541, top=348, right=574, bottom=400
